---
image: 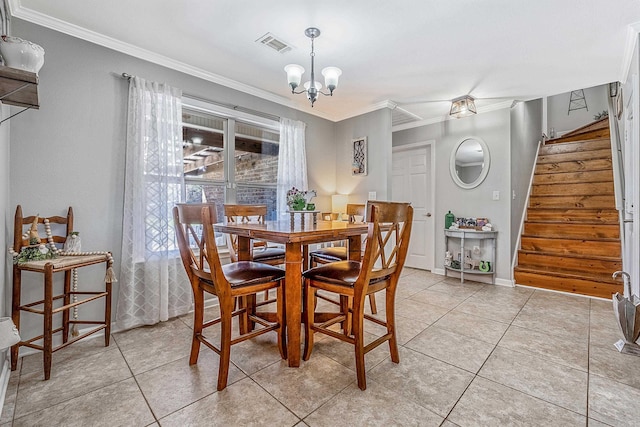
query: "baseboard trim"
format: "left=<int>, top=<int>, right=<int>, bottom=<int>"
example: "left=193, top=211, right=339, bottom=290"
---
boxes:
left=432, top=268, right=513, bottom=287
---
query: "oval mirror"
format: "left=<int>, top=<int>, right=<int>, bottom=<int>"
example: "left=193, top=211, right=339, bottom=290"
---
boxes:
left=450, top=137, right=490, bottom=189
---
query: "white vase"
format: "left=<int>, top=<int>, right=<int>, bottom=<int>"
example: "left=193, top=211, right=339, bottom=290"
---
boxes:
left=0, top=35, right=45, bottom=73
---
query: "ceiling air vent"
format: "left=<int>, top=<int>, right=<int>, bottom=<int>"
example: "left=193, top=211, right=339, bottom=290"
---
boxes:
left=256, top=32, right=293, bottom=53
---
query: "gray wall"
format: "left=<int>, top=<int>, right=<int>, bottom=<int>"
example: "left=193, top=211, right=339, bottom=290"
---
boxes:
left=510, top=99, right=543, bottom=260
left=334, top=109, right=393, bottom=204
left=393, top=109, right=512, bottom=284
left=548, top=84, right=608, bottom=135
left=6, top=19, right=336, bottom=339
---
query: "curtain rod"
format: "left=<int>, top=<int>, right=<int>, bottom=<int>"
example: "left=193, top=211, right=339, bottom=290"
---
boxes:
left=120, top=72, right=281, bottom=122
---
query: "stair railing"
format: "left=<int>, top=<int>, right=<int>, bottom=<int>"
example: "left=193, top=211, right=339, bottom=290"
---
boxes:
left=608, top=92, right=626, bottom=260
left=510, top=139, right=543, bottom=284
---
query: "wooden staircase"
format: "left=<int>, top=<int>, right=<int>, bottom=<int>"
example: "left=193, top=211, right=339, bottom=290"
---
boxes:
left=514, top=117, right=623, bottom=298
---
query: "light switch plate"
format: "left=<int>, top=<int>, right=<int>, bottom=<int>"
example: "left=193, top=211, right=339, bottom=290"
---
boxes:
left=492, top=191, right=500, bottom=201
left=368, top=191, right=377, bottom=200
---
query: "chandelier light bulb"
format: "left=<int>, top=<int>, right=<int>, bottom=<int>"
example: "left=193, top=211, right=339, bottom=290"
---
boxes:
left=321, top=67, right=342, bottom=93
left=284, top=64, right=305, bottom=91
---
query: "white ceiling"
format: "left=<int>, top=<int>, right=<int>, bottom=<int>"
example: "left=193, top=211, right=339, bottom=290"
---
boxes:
left=9, top=0, right=640, bottom=127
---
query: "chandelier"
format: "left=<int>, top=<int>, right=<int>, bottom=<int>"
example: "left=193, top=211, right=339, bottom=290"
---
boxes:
left=450, top=95, right=477, bottom=118
left=284, top=27, right=342, bottom=107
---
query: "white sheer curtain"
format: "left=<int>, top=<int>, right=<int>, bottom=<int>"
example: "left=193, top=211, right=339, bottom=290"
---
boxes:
left=116, top=76, right=192, bottom=330
left=277, top=118, right=308, bottom=217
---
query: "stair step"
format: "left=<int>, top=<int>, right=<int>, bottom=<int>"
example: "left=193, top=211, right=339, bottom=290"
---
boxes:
left=523, top=222, right=620, bottom=239
left=531, top=182, right=614, bottom=197
left=547, top=127, right=610, bottom=144
left=537, top=149, right=611, bottom=164
left=535, top=158, right=613, bottom=174
left=539, top=138, right=610, bottom=156
left=532, top=170, right=613, bottom=185
left=526, top=208, right=619, bottom=224
left=520, top=236, right=621, bottom=257
left=529, top=194, right=615, bottom=209
left=517, top=250, right=622, bottom=275
left=514, top=269, right=622, bottom=299
left=559, top=117, right=609, bottom=138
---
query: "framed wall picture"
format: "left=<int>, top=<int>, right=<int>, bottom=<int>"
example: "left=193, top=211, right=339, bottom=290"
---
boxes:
left=352, top=136, right=367, bottom=176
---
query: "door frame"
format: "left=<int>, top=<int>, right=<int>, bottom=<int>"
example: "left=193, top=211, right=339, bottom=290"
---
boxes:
left=392, top=140, right=436, bottom=271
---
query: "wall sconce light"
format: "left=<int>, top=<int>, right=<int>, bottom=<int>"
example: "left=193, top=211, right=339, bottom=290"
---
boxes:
left=450, top=95, right=477, bottom=118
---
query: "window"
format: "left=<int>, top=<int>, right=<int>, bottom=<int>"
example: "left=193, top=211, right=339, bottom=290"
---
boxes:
left=181, top=99, right=280, bottom=229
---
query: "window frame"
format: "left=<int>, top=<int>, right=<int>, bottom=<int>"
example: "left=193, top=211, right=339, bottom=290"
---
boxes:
left=181, top=96, right=280, bottom=230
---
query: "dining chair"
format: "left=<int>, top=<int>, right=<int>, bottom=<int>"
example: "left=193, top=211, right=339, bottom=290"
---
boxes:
left=302, top=201, right=413, bottom=390
left=223, top=204, right=285, bottom=267
left=174, top=203, right=286, bottom=391
left=309, top=203, right=366, bottom=266
left=309, top=203, right=377, bottom=314
left=224, top=204, right=285, bottom=307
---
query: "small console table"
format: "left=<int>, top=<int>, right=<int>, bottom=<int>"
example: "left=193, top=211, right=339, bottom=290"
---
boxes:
left=444, top=228, right=497, bottom=283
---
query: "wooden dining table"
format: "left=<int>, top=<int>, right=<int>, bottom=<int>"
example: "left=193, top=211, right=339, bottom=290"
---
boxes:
left=215, top=218, right=368, bottom=367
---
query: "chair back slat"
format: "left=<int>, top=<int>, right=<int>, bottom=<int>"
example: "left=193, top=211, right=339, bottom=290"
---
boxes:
left=201, top=206, right=232, bottom=297
left=223, top=204, right=269, bottom=262
left=224, top=204, right=267, bottom=223
left=14, top=205, right=73, bottom=251
left=346, top=204, right=366, bottom=223
left=174, top=203, right=220, bottom=292
left=358, top=201, right=413, bottom=288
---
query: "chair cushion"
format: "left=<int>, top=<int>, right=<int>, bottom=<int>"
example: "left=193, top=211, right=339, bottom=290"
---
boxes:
left=222, top=261, right=285, bottom=288
left=309, top=247, right=347, bottom=262
left=303, top=260, right=361, bottom=287
left=17, top=254, right=110, bottom=272
left=253, top=247, right=285, bottom=263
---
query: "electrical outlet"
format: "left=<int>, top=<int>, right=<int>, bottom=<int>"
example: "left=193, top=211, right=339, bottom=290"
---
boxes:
left=492, top=191, right=500, bottom=201
left=368, top=191, right=377, bottom=200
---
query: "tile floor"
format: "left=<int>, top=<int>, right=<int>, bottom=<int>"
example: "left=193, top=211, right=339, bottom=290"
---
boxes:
left=2, top=268, right=639, bottom=426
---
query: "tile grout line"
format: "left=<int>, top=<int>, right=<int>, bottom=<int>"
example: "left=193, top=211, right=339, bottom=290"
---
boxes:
left=441, top=287, right=536, bottom=424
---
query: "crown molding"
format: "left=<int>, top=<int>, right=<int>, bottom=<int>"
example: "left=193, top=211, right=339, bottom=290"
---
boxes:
left=621, top=21, right=640, bottom=85
left=392, top=99, right=514, bottom=132
left=336, top=100, right=398, bottom=121
left=7, top=1, right=346, bottom=122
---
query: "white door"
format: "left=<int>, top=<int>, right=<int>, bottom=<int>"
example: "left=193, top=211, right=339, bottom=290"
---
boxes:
left=392, top=143, right=434, bottom=270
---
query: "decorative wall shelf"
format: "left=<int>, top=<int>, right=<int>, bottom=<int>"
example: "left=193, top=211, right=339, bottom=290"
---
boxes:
left=0, top=65, right=39, bottom=123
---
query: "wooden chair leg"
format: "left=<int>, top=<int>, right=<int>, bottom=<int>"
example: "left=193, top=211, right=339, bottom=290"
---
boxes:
left=368, top=293, right=378, bottom=314
left=11, top=267, right=21, bottom=372
left=217, top=302, right=233, bottom=391
left=340, top=296, right=353, bottom=336
left=189, top=289, right=204, bottom=365
left=276, top=282, right=287, bottom=360
left=353, top=304, right=367, bottom=390
left=238, top=296, right=249, bottom=335
left=104, top=281, right=112, bottom=347
left=303, top=283, right=315, bottom=361
left=62, top=270, right=71, bottom=343
left=386, top=290, right=400, bottom=364
left=43, top=266, right=54, bottom=380
left=246, top=294, right=257, bottom=331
